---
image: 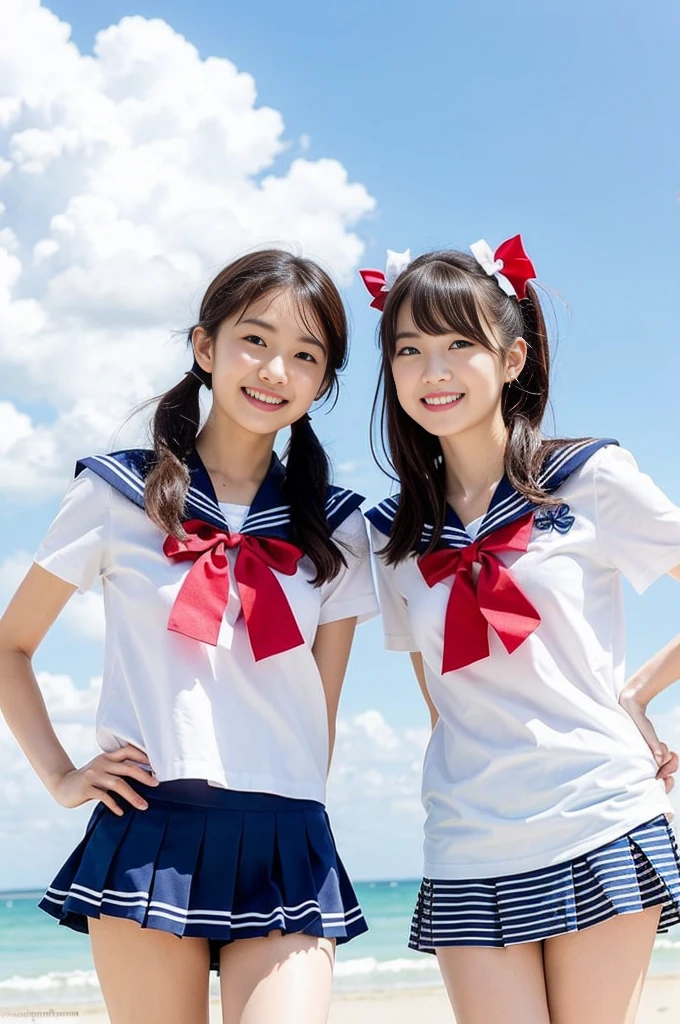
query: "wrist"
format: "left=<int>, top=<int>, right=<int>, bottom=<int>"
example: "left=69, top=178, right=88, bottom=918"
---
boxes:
left=44, top=763, right=75, bottom=797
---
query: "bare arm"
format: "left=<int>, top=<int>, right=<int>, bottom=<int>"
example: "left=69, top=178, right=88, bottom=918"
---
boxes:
left=618, top=563, right=680, bottom=789
left=312, top=616, right=357, bottom=771
left=0, top=563, right=157, bottom=814
left=410, top=652, right=438, bottom=729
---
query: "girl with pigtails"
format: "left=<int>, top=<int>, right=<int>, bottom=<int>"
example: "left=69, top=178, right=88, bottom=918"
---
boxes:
left=361, top=238, right=680, bottom=1024
left=0, top=250, right=377, bottom=1024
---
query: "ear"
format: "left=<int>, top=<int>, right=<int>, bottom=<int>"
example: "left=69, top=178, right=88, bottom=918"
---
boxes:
left=505, top=336, right=528, bottom=383
left=192, top=326, right=213, bottom=374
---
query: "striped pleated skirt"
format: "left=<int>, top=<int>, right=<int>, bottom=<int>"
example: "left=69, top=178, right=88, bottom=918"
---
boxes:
left=39, top=778, right=367, bottom=970
left=410, top=816, right=680, bottom=953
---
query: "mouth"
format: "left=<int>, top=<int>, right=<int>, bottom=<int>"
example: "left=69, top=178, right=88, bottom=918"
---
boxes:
left=420, top=392, right=464, bottom=410
left=241, top=386, right=289, bottom=411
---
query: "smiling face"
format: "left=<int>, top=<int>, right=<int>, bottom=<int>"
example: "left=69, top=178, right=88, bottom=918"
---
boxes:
left=193, top=288, right=329, bottom=437
left=390, top=297, right=526, bottom=440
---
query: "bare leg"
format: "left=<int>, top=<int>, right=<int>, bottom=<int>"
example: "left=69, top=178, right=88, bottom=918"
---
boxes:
left=544, top=906, right=661, bottom=1024
left=435, top=942, right=551, bottom=1024
left=89, top=915, right=211, bottom=1024
left=219, top=930, right=335, bottom=1024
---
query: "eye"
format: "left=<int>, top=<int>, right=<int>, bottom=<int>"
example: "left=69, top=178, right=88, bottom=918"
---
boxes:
left=396, top=345, right=420, bottom=356
left=244, top=334, right=266, bottom=347
left=295, top=351, right=318, bottom=363
left=449, top=340, right=472, bottom=350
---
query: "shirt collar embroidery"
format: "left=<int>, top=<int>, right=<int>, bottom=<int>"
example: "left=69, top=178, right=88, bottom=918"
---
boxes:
left=366, top=438, right=618, bottom=552
left=75, top=448, right=364, bottom=539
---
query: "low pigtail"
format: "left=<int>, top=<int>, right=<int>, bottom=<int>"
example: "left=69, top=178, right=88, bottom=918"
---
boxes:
left=284, top=416, right=346, bottom=584
left=503, top=283, right=569, bottom=504
left=145, top=347, right=203, bottom=538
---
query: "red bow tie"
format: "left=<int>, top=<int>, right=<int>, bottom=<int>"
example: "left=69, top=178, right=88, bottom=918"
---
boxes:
left=163, top=521, right=305, bottom=661
left=418, top=513, right=540, bottom=673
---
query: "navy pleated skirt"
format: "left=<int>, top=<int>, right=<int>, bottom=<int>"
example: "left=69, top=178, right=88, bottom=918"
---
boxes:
left=410, top=816, right=680, bottom=953
left=39, top=779, right=367, bottom=970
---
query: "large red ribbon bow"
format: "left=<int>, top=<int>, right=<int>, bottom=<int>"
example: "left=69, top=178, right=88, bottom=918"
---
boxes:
left=163, top=520, right=305, bottom=661
left=418, top=513, right=541, bottom=673
left=470, top=234, right=537, bottom=300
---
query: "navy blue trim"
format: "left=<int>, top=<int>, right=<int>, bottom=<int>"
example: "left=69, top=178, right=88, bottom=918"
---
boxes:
left=76, top=449, right=364, bottom=540
left=366, top=438, right=618, bottom=552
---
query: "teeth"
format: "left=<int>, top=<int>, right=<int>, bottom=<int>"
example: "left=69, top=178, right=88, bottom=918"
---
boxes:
left=244, top=387, right=284, bottom=405
left=423, top=394, right=462, bottom=406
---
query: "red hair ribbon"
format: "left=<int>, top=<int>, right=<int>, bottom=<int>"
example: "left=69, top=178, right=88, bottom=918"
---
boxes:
left=163, top=521, right=305, bottom=661
left=470, top=235, right=536, bottom=300
left=418, top=513, right=541, bottom=673
left=359, top=249, right=411, bottom=311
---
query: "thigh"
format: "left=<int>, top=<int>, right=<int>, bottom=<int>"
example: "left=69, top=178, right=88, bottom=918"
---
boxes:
left=435, top=942, right=551, bottom=1024
left=89, top=914, right=211, bottom=1024
left=219, top=930, right=335, bottom=1024
left=543, top=906, right=661, bottom=1024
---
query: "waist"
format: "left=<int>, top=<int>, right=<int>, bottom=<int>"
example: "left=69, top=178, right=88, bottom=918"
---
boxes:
left=127, top=776, right=325, bottom=813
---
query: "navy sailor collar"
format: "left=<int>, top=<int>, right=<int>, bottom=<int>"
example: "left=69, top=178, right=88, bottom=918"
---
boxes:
left=76, top=448, right=364, bottom=540
left=366, top=438, right=618, bottom=553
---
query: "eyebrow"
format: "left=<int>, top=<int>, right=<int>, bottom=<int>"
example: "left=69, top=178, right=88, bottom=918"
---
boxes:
left=394, top=330, right=421, bottom=342
left=240, top=317, right=326, bottom=353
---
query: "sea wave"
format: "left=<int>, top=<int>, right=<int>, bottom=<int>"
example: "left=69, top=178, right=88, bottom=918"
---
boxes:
left=0, top=970, right=100, bottom=994
left=335, top=957, right=440, bottom=977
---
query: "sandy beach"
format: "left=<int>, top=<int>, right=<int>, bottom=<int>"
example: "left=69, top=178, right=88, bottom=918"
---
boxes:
left=2, top=978, right=678, bottom=1022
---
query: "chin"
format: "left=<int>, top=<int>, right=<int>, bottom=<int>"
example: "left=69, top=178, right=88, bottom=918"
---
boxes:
left=411, top=413, right=469, bottom=438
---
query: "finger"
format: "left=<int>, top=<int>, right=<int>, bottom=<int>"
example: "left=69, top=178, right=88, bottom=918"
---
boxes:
left=657, top=752, right=678, bottom=780
left=665, top=777, right=675, bottom=794
left=99, top=774, right=149, bottom=811
left=93, top=788, right=124, bottom=816
left=103, top=761, right=160, bottom=787
left=106, top=745, right=151, bottom=764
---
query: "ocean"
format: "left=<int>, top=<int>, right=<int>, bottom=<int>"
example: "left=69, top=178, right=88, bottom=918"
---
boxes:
left=1, top=883, right=680, bottom=1008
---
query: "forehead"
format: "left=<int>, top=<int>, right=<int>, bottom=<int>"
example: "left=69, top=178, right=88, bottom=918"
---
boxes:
left=236, top=288, right=325, bottom=340
left=394, top=295, right=502, bottom=351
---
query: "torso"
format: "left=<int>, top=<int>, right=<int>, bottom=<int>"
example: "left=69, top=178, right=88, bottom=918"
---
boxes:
left=368, top=442, right=680, bottom=878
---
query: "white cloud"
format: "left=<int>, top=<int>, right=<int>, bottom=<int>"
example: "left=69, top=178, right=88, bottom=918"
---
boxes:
left=0, top=672, right=101, bottom=888
left=327, top=710, right=429, bottom=880
left=0, top=549, right=105, bottom=642
left=0, top=0, right=375, bottom=501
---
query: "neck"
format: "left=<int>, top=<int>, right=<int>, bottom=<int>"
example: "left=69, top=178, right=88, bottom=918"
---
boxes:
left=439, top=411, right=508, bottom=515
left=195, top=411, right=276, bottom=501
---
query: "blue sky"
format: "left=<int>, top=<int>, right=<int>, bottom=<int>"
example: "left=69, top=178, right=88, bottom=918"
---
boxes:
left=1, top=0, right=679, bottom=885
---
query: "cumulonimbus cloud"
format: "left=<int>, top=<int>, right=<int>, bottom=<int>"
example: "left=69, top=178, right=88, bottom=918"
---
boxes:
left=0, top=0, right=376, bottom=500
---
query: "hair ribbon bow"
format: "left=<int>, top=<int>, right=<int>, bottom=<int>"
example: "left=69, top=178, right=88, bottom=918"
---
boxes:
left=359, top=249, right=411, bottom=310
left=470, top=235, right=536, bottom=300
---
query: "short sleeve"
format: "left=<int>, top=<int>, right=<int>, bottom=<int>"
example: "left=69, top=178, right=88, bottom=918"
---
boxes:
left=317, top=509, right=379, bottom=625
left=594, top=446, right=680, bottom=593
left=369, top=524, right=417, bottom=652
left=34, top=469, right=111, bottom=593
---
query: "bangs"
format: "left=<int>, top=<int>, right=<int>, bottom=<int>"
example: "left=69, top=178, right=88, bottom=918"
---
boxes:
left=236, top=279, right=343, bottom=368
left=390, top=261, right=498, bottom=352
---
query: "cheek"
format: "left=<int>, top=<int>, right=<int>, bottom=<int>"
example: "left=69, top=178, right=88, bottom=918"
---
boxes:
left=291, top=360, right=326, bottom=396
left=214, top=346, right=256, bottom=378
left=466, top=357, right=504, bottom=399
left=390, top=362, right=419, bottom=407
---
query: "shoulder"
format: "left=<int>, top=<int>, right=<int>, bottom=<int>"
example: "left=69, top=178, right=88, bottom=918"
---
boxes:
left=365, top=494, right=400, bottom=540
left=540, top=438, right=620, bottom=493
left=75, top=449, right=155, bottom=510
left=329, top=507, right=370, bottom=551
left=325, top=485, right=366, bottom=533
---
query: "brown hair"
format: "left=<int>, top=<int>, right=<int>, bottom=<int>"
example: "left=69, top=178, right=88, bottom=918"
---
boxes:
left=145, top=249, right=349, bottom=583
left=371, top=249, right=580, bottom=563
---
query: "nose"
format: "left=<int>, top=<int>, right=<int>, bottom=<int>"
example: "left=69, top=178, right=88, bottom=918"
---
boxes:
left=421, top=356, right=452, bottom=385
left=259, top=353, right=288, bottom=386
